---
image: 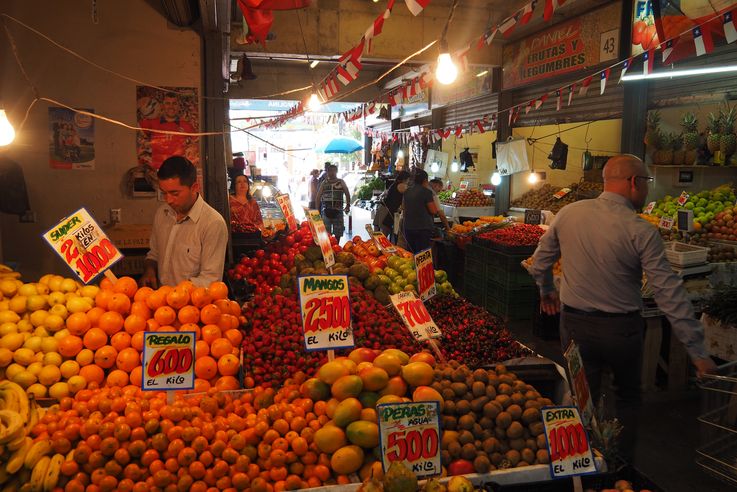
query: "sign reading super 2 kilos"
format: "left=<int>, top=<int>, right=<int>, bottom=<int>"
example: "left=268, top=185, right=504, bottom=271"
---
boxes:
left=377, top=401, right=441, bottom=477
left=141, top=332, right=196, bottom=391
left=298, top=275, right=354, bottom=351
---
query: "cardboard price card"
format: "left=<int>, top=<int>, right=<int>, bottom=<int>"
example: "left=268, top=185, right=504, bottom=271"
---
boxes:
left=658, top=215, right=675, bottom=230
left=377, top=401, right=442, bottom=478
left=42, top=207, right=123, bottom=284
left=298, top=275, right=354, bottom=351
left=459, top=181, right=469, bottom=191
left=141, top=332, right=196, bottom=391
left=643, top=201, right=656, bottom=215
left=542, top=406, right=597, bottom=478
left=677, top=191, right=690, bottom=206
left=414, top=248, right=436, bottom=301
left=563, top=342, right=594, bottom=426
left=553, top=188, right=572, bottom=200
left=365, top=225, right=397, bottom=253
left=390, top=291, right=441, bottom=341
left=524, top=209, right=542, bottom=225
left=276, top=194, right=298, bottom=232
left=307, top=210, right=335, bottom=268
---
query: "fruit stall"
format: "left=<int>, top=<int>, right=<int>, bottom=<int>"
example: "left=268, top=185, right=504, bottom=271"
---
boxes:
left=439, top=189, right=495, bottom=223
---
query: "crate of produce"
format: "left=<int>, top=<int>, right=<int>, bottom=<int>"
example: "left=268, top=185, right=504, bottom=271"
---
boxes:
left=664, top=241, right=709, bottom=267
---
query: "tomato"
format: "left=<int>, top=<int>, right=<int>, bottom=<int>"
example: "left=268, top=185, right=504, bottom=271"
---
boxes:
left=255, top=250, right=265, bottom=258
left=632, top=20, right=646, bottom=46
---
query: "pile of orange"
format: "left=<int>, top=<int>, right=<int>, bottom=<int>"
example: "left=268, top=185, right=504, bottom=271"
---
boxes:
left=59, top=276, right=244, bottom=393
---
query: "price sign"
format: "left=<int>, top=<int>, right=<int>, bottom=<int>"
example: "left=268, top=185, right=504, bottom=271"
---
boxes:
left=377, top=401, right=441, bottom=477
left=307, top=210, right=335, bottom=268
left=459, top=181, right=469, bottom=191
left=542, top=406, right=597, bottom=478
left=563, top=342, right=594, bottom=426
left=643, top=201, right=656, bottom=215
left=414, top=248, right=436, bottom=301
left=365, top=225, right=396, bottom=253
left=524, top=209, right=542, bottom=225
left=553, top=188, right=572, bottom=200
left=658, top=215, right=675, bottom=230
left=42, top=208, right=124, bottom=284
left=141, top=332, right=196, bottom=391
left=276, top=194, right=298, bottom=232
left=677, top=191, right=690, bottom=206
left=390, top=291, right=441, bottom=341
left=297, top=275, right=354, bottom=351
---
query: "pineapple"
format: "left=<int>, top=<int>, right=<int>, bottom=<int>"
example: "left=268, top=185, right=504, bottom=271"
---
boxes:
left=672, top=132, right=685, bottom=165
left=644, top=110, right=662, bottom=149
left=720, top=106, right=737, bottom=161
left=681, top=112, right=699, bottom=164
left=653, top=132, right=674, bottom=165
left=707, top=111, right=722, bottom=153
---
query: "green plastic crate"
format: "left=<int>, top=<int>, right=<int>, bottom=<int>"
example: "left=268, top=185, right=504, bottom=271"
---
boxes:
left=484, top=280, right=538, bottom=320
left=463, top=271, right=486, bottom=307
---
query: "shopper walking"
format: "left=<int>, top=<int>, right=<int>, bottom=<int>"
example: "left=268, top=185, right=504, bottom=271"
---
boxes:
left=528, top=154, right=716, bottom=460
left=308, top=169, right=320, bottom=209
left=402, top=169, right=440, bottom=253
left=373, top=171, right=409, bottom=240
left=316, top=164, right=351, bottom=240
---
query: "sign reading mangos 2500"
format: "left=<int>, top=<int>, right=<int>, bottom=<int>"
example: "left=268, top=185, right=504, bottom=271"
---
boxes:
left=503, top=2, right=621, bottom=89
left=298, top=275, right=354, bottom=351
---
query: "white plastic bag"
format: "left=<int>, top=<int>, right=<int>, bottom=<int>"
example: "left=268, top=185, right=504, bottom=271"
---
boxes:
left=496, top=137, right=530, bottom=176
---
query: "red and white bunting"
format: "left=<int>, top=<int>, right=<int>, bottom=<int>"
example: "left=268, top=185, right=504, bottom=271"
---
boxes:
left=535, top=93, right=549, bottom=109
left=618, top=58, right=631, bottom=83
left=568, top=84, right=575, bottom=106
left=692, top=26, right=714, bottom=56
left=519, top=0, right=537, bottom=25
left=499, top=15, right=518, bottom=37
left=405, top=0, right=430, bottom=16
left=526, top=100, right=534, bottom=114
left=579, top=75, right=593, bottom=96
left=477, top=28, right=498, bottom=49
left=544, top=0, right=566, bottom=21
left=455, top=126, right=463, bottom=137
left=512, top=106, right=521, bottom=125
left=555, top=90, right=562, bottom=111
left=725, top=10, right=737, bottom=44
left=600, top=68, right=610, bottom=95
left=643, top=48, right=654, bottom=75
left=661, top=40, right=674, bottom=63
left=475, top=120, right=486, bottom=133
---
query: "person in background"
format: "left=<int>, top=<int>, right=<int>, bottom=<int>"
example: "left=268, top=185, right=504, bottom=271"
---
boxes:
left=429, top=178, right=451, bottom=234
left=308, top=169, right=320, bottom=209
left=141, top=156, right=228, bottom=288
left=317, top=161, right=331, bottom=185
left=402, top=169, right=441, bottom=253
left=229, top=174, right=263, bottom=232
left=373, top=171, right=410, bottom=241
left=316, top=164, right=351, bottom=239
left=528, top=154, right=716, bottom=461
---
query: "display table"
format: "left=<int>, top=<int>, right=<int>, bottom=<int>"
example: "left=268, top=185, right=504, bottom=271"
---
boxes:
left=441, top=205, right=495, bottom=222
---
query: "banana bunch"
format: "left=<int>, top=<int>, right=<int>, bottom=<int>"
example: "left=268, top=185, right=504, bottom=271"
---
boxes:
left=0, top=264, right=20, bottom=281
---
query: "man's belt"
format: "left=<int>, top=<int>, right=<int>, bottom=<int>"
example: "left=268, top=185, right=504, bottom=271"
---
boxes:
left=562, top=305, right=639, bottom=318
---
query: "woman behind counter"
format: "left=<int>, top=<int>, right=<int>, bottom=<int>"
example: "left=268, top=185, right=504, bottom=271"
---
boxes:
left=229, top=174, right=263, bottom=232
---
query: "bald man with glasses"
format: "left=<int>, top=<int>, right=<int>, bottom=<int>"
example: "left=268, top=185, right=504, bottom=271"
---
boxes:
left=528, top=155, right=715, bottom=460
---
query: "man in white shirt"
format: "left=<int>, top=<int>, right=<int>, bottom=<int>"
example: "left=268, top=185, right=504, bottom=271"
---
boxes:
left=141, top=156, right=228, bottom=288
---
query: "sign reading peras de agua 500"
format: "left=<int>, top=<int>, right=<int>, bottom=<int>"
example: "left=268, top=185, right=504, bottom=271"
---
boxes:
left=377, top=401, right=441, bottom=477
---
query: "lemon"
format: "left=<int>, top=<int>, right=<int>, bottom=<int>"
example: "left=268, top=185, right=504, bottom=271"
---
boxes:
left=47, top=291, right=66, bottom=307
left=60, top=360, right=80, bottom=378
left=11, top=370, right=37, bottom=389
left=5, top=363, right=24, bottom=379
left=48, top=276, right=64, bottom=292
left=75, top=348, right=94, bottom=366
left=26, top=361, right=43, bottom=376
left=33, top=326, right=50, bottom=338
left=17, top=283, right=38, bottom=297
left=66, top=297, right=90, bottom=314
left=34, top=351, right=44, bottom=363
left=0, top=347, right=13, bottom=367
left=48, top=382, right=70, bottom=399
left=27, top=383, right=48, bottom=398
left=17, top=320, right=33, bottom=333
left=1, top=333, right=25, bottom=351
left=0, top=322, right=17, bottom=336
left=0, top=279, right=18, bottom=297
left=13, top=347, right=35, bottom=365
left=8, top=296, right=27, bottom=314
left=22, top=336, right=43, bottom=352
left=60, top=279, right=78, bottom=293
left=42, top=352, right=62, bottom=367
left=40, top=337, right=59, bottom=354
left=38, top=365, right=62, bottom=386
left=67, top=375, right=86, bottom=394
left=49, top=304, right=68, bottom=319
left=29, top=310, right=49, bottom=327
left=54, top=328, right=71, bottom=340
left=44, top=314, right=64, bottom=332
left=0, top=310, right=21, bottom=324
left=35, top=283, right=50, bottom=295
left=38, top=274, right=54, bottom=286
left=80, top=285, right=99, bottom=299
left=0, top=300, right=8, bottom=311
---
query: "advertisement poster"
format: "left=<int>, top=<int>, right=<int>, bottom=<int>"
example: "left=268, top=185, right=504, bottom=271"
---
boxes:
left=431, top=70, right=494, bottom=109
left=42, top=207, right=123, bottom=284
left=136, top=86, right=200, bottom=170
left=503, top=3, right=622, bottom=89
left=297, top=275, right=354, bottom=351
left=632, top=0, right=659, bottom=56
left=652, top=0, right=737, bottom=64
left=49, top=107, right=95, bottom=170
left=542, top=406, right=597, bottom=478
left=141, top=332, right=196, bottom=391
left=377, top=401, right=442, bottom=477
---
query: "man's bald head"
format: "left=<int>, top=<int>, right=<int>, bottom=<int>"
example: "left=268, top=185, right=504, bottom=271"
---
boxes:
left=603, top=155, right=646, bottom=182
left=602, top=154, right=651, bottom=209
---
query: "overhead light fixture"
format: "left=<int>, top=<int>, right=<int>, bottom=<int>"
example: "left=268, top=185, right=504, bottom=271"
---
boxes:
left=309, top=60, right=320, bottom=68
left=431, top=161, right=440, bottom=173
left=0, top=109, right=15, bottom=146
left=476, top=70, right=489, bottom=78
left=307, top=93, right=322, bottom=111
left=396, top=149, right=404, bottom=159
left=451, top=158, right=459, bottom=172
left=527, top=172, right=540, bottom=184
left=435, top=39, right=458, bottom=85
left=491, top=172, right=502, bottom=186
left=622, top=65, right=737, bottom=81
left=261, top=185, right=273, bottom=198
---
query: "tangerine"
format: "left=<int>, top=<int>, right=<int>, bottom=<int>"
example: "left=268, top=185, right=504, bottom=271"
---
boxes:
left=113, top=277, right=139, bottom=298
left=195, top=340, right=210, bottom=359
left=217, top=354, right=240, bottom=377
left=108, top=293, right=132, bottom=315
left=83, top=327, right=108, bottom=350
left=177, top=305, right=200, bottom=324
left=67, top=312, right=91, bottom=336
left=201, top=324, right=222, bottom=345
left=166, top=287, right=190, bottom=309
left=117, top=347, right=140, bottom=372
left=200, top=305, right=222, bottom=325
left=94, top=345, right=118, bottom=369
left=208, top=282, right=229, bottom=300
left=224, top=329, right=243, bottom=347
left=210, top=338, right=233, bottom=359
left=79, top=364, right=105, bottom=385
left=59, top=335, right=84, bottom=358
left=99, top=311, right=124, bottom=336
left=111, top=331, right=132, bottom=351
left=195, top=356, right=218, bottom=380
left=154, top=306, right=177, bottom=326
left=124, top=314, right=147, bottom=335
left=131, top=331, right=145, bottom=351
left=133, top=286, right=154, bottom=303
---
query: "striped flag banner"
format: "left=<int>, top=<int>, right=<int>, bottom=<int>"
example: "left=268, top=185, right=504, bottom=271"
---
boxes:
left=725, top=10, right=737, bottom=44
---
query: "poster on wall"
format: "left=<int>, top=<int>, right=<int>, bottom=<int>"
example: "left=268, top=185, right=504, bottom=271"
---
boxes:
left=631, top=0, right=659, bottom=56
left=136, top=86, right=200, bottom=170
left=502, top=3, right=622, bottom=89
left=49, top=107, right=95, bottom=170
left=652, top=0, right=737, bottom=64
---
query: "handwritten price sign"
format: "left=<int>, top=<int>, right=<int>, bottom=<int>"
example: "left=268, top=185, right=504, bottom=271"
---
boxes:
left=141, top=332, right=196, bottom=391
left=276, top=194, right=298, bottom=232
left=542, top=406, right=597, bottom=478
left=365, top=225, right=397, bottom=253
left=307, top=210, right=335, bottom=268
left=658, top=215, right=675, bottom=230
left=42, top=208, right=123, bottom=284
left=414, top=248, right=436, bottom=301
left=564, top=342, right=594, bottom=426
left=377, top=401, right=441, bottom=477
left=298, top=275, right=354, bottom=351
left=677, top=191, right=690, bottom=206
left=390, top=291, right=441, bottom=342
left=643, top=201, right=656, bottom=215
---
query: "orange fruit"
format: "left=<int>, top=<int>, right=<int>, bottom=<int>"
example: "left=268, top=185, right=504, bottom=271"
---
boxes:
left=214, top=376, right=239, bottom=391
left=130, top=301, right=151, bottom=319
left=131, top=331, right=145, bottom=351
left=194, top=356, right=217, bottom=380
left=76, top=348, right=94, bottom=366
left=193, top=379, right=210, bottom=393
left=100, top=277, right=114, bottom=291
left=217, top=354, right=239, bottom=377
left=80, top=365, right=105, bottom=385
left=200, top=305, right=221, bottom=325
left=99, top=311, right=124, bottom=336
left=130, top=366, right=143, bottom=387
left=157, top=325, right=176, bottom=332
left=224, top=329, right=243, bottom=348
left=111, top=331, right=132, bottom=351
left=153, top=306, right=176, bottom=326
left=94, top=345, right=118, bottom=369
left=190, top=288, right=212, bottom=308
left=145, top=319, right=160, bottom=333
left=180, top=323, right=200, bottom=340
left=95, top=290, right=113, bottom=309
left=210, top=338, right=233, bottom=359
left=208, top=282, right=228, bottom=301
left=195, top=340, right=210, bottom=360
left=83, top=327, right=108, bottom=350
left=124, top=314, right=147, bottom=335
left=177, top=306, right=200, bottom=325
left=66, top=312, right=91, bottom=336
left=112, top=277, right=138, bottom=298
left=117, top=347, right=140, bottom=372
left=201, top=325, right=221, bottom=345
left=108, top=293, right=132, bottom=315
left=107, top=369, right=129, bottom=387
left=86, top=307, right=105, bottom=327
left=133, top=286, right=154, bottom=303
left=59, top=335, right=84, bottom=358
left=166, top=287, right=190, bottom=310
left=145, top=290, right=167, bottom=311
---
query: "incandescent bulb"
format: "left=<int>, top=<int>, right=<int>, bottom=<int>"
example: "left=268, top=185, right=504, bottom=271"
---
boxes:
left=261, top=186, right=273, bottom=198
left=527, top=172, right=539, bottom=184
left=397, top=149, right=405, bottom=159
left=491, top=172, right=502, bottom=186
left=431, top=162, right=440, bottom=173
left=0, top=110, right=15, bottom=146
left=451, top=160, right=459, bottom=172
left=435, top=53, right=458, bottom=85
left=307, top=93, right=322, bottom=111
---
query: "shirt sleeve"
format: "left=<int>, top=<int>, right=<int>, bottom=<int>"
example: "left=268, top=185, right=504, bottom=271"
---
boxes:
left=528, top=215, right=562, bottom=295
left=145, top=208, right=161, bottom=263
left=189, top=215, right=228, bottom=288
left=637, top=226, right=708, bottom=360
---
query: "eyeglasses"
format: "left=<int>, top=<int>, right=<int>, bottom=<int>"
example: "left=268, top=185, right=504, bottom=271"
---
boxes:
left=629, top=175, right=654, bottom=183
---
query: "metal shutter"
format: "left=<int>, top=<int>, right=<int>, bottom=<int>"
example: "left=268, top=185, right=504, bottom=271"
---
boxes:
left=440, top=94, right=499, bottom=128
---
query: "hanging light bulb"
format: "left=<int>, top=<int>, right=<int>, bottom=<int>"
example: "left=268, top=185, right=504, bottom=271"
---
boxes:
left=307, top=93, right=322, bottom=112
left=0, top=109, right=16, bottom=146
left=261, top=185, right=273, bottom=198
left=435, top=39, right=458, bottom=85
left=451, top=159, right=459, bottom=172
left=396, top=149, right=405, bottom=159
left=431, top=161, right=440, bottom=173
left=491, top=172, right=502, bottom=186
left=527, top=172, right=540, bottom=184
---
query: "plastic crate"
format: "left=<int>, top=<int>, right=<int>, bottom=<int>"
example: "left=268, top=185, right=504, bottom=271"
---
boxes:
left=486, top=251, right=536, bottom=288
left=464, top=242, right=489, bottom=262
left=463, top=271, right=486, bottom=307
left=465, top=257, right=487, bottom=278
left=484, top=282, right=538, bottom=321
left=664, top=241, right=708, bottom=267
